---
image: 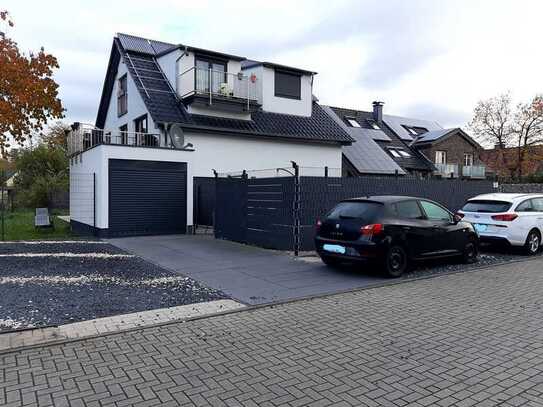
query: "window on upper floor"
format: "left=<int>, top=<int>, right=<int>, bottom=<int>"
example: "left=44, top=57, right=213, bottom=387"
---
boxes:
left=435, top=150, right=447, bottom=164
left=463, top=153, right=474, bottom=167
left=117, top=74, right=127, bottom=117
left=274, top=69, right=301, bottom=100
left=134, top=114, right=148, bottom=134
left=345, top=117, right=361, bottom=127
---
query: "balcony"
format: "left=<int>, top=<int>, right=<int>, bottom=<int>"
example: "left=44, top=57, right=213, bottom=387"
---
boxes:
left=177, top=67, right=260, bottom=113
left=67, top=124, right=185, bottom=157
left=434, top=163, right=459, bottom=178
left=462, top=165, right=486, bottom=179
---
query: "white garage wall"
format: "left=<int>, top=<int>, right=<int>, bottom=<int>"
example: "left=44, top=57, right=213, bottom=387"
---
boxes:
left=185, top=131, right=342, bottom=176
left=70, top=135, right=342, bottom=231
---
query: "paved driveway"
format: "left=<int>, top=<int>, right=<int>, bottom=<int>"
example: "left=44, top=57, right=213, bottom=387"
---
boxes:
left=108, top=235, right=386, bottom=305
left=2, top=257, right=543, bottom=407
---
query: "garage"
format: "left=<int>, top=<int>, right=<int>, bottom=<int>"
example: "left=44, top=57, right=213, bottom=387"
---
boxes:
left=108, top=159, right=187, bottom=236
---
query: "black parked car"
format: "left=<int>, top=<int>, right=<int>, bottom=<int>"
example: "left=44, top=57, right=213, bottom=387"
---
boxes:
left=315, top=196, right=479, bottom=277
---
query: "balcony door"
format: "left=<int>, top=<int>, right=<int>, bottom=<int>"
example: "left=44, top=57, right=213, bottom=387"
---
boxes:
left=195, top=58, right=226, bottom=94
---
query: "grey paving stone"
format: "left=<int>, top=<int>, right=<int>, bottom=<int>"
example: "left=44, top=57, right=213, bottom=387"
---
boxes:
left=2, top=258, right=543, bottom=406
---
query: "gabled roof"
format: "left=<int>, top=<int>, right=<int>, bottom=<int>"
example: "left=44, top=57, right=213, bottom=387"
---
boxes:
left=382, top=114, right=443, bottom=141
left=241, top=59, right=317, bottom=76
left=327, top=106, right=435, bottom=173
left=411, top=128, right=482, bottom=149
left=323, top=106, right=405, bottom=175
left=95, top=34, right=353, bottom=145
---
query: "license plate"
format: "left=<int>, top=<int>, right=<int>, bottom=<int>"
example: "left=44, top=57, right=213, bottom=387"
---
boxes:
left=474, top=223, right=487, bottom=233
left=323, top=244, right=346, bottom=254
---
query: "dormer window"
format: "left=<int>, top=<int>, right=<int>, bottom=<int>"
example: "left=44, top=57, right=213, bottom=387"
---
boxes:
left=403, top=125, right=427, bottom=136
left=117, top=74, right=127, bottom=117
left=366, top=120, right=380, bottom=130
left=274, top=69, right=301, bottom=100
left=346, top=117, right=361, bottom=127
left=388, top=148, right=411, bottom=158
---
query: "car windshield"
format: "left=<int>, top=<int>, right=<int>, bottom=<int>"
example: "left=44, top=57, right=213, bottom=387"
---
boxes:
left=461, top=200, right=512, bottom=213
left=327, top=201, right=384, bottom=222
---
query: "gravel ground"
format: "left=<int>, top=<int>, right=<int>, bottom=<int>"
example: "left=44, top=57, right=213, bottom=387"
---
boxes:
left=0, top=242, right=227, bottom=332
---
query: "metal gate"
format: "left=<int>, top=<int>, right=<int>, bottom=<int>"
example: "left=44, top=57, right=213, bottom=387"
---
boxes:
left=108, top=159, right=187, bottom=236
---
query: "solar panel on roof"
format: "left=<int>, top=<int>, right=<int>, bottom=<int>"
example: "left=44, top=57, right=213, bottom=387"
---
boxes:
left=383, top=114, right=443, bottom=141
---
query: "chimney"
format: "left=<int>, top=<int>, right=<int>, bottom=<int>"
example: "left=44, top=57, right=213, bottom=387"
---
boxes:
left=372, top=101, right=384, bottom=122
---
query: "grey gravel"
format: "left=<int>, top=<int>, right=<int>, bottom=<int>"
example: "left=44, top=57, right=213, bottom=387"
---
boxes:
left=0, top=242, right=227, bottom=332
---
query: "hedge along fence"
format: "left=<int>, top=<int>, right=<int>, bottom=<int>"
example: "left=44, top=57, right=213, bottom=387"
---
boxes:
left=215, top=174, right=497, bottom=252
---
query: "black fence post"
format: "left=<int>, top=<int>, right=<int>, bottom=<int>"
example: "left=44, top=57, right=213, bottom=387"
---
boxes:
left=93, top=172, right=96, bottom=230
left=291, top=161, right=300, bottom=256
left=324, top=166, right=329, bottom=178
left=1, top=168, right=4, bottom=242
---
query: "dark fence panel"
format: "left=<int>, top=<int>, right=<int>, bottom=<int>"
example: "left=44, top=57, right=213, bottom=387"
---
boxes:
left=215, top=178, right=247, bottom=243
left=215, top=175, right=496, bottom=252
left=193, top=177, right=216, bottom=227
left=500, top=183, right=543, bottom=193
left=246, top=178, right=295, bottom=250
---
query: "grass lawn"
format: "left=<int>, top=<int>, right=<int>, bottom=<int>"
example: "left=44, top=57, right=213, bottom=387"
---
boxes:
left=0, top=209, right=73, bottom=241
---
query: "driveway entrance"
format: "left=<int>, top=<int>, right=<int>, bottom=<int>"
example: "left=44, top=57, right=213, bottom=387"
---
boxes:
left=108, top=235, right=385, bottom=305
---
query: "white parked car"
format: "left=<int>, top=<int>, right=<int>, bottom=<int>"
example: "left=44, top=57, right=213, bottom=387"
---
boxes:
left=458, top=193, right=543, bottom=255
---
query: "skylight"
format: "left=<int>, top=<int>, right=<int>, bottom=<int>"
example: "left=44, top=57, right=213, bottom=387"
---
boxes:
left=346, top=118, right=361, bottom=128
left=399, top=150, right=411, bottom=158
left=388, top=148, right=411, bottom=158
left=389, top=149, right=401, bottom=158
left=367, top=120, right=380, bottom=130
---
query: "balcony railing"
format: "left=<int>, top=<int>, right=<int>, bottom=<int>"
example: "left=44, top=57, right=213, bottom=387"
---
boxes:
left=177, top=67, right=259, bottom=109
left=67, top=124, right=179, bottom=156
left=462, top=165, right=486, bottom=178
left=434, top=163, right=459, bottom=178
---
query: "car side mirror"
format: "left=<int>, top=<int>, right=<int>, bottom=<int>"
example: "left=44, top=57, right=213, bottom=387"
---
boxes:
left=453, top=214, right=462, bottom=224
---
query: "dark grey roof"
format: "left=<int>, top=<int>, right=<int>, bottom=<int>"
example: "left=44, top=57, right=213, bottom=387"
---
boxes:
left=412, top=128, right=454, bottom=143
left=118, top=33, right=246, bottom=61
left=327, top=106, right=435, bottom=173
left=382, top=114, right=443, bottom=141
left=323, top=106, right=405, bottom=175
left=96, top=35, right=352, bottom=145
left=117, top=33, right=177, bottom=55
left=241, top=60, right=317, bottom=75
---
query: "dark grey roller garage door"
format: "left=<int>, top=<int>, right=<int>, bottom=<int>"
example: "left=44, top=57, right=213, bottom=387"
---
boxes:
left=108, top=159, right=187, bottom=236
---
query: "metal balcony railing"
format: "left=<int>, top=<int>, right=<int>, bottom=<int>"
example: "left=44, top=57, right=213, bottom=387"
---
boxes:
left=177, top=67, right=259, bottom=109
left=67, top=124, right=177, bottom=156
left=434, top=163, right=459, bottom=178
left=462, top=165, right=486, bottom=178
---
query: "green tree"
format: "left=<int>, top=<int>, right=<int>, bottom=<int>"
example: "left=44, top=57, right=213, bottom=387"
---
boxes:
left=13, top=145, right=68, bottom=208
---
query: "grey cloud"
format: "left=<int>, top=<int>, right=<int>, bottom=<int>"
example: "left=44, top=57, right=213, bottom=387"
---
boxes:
left=402, top=103, right=471, bottom=128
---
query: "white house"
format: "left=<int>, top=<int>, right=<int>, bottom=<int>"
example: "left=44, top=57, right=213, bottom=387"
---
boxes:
left=68, top=33, right=353, bottom=237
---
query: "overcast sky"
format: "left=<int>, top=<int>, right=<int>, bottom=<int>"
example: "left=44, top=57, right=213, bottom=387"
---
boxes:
left=4, top=0, right=543, bottom=127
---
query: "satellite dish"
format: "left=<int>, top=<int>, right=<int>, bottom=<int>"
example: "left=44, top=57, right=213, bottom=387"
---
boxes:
left=168, top=123, right=185, bottom=149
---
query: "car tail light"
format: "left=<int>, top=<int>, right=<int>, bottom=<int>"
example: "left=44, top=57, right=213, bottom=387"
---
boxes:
left=316, top=219, right=322, bottom=232
left=455, top=212, right=465, bottom=219
left=360, top=223, right=384, bottom=236
left=491, top=213, right=518, bottom=222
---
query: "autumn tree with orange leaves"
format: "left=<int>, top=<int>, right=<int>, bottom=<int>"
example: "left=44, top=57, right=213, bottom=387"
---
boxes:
left=0, top=10, right=64, bottom=157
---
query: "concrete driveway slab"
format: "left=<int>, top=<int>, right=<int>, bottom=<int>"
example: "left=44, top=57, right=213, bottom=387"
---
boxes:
left=108, top=235, right=384, bottom=305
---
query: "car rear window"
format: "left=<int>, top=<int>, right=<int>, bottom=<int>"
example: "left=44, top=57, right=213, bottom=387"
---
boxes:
left=461, top=200, right=512, bottom=213
left=327, top=201, right=384, bottom=222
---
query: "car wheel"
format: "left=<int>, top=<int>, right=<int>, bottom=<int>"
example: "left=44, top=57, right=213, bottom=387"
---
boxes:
left=320, top=254, right=341, bottom=267
left=462, top=239, right=478, bottom=264
left=524, top=229, right=541, bottom=255
left=383, top=245, right=409, bottom=278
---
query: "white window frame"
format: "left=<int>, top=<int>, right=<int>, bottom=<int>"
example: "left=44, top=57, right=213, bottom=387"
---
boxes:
left=435, top=150, right=447, bottom=164
left=346, top=118, right=361, bottom=128
left=463, top=153, right=474, bottom=167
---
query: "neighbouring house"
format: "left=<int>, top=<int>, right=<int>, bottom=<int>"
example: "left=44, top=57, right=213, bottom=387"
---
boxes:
left=325, top=102, right=486, bottom=179
left=68, top=33, right=353, bottom=237
left=480, top=144, right=543, bottom=179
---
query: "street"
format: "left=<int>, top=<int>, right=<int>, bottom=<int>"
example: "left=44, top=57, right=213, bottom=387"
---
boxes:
left=2, top=258, right=543, bottom=406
